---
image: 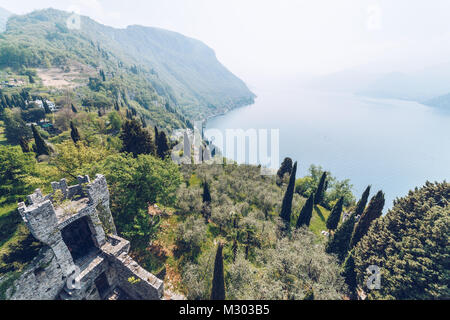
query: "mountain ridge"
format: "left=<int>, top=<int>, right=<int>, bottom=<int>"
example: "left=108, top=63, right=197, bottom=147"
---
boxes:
left=0, top=8, right=255, bottom=120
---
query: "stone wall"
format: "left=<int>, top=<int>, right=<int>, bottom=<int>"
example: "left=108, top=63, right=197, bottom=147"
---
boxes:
left=112, top=253, right=164, bottom=300
left=87, top=175, right=117, bottom=236
left=5, top=247, right=65, bottom=300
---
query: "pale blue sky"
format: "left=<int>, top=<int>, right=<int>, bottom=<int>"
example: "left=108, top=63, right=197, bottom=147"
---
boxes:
left=2, top=0, right=450, bottom=82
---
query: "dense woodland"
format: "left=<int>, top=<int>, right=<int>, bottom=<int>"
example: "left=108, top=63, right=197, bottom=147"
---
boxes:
left=0, top=9, right=449, bottom=301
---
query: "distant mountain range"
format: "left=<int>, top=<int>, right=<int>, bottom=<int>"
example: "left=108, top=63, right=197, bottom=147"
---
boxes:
left=0, top=8, right=255, bottom=120
left=308, top=62, right=450, bottom=110
left=358, top=63, right=450, bottom=104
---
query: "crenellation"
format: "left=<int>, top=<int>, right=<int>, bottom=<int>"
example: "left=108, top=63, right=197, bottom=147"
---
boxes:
left=20, top=200, right=59, bottom=245
left=26, top=189, right=46, bottom=206
left=51, top=179, right=69, bottom=198
left=2, top=174, right=165, bottom=300
left=77, top=175, right=91, bottom=185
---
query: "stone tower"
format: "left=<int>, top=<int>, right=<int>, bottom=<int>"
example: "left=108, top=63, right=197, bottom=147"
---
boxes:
left=4, top=175, right=164, bottom=300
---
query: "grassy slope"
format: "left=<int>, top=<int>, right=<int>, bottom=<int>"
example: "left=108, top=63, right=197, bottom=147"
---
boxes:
left=0, top=198, right=30, bottom=274
left=136, top=171, right=333, bottom=293
left=310, top=205, right=331, bottom=237
left=134, top=203, right=332, bottom=294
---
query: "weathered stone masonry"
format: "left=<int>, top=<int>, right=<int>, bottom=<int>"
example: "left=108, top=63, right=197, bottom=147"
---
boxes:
left=2, top=174, right=164, bottom=300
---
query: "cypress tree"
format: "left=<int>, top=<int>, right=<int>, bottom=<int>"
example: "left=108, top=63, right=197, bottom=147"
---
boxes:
left=4, top=95, right=12, bottom=108
left=100, top=69, right=106, bottom=81
left=352, top=182, right=449, bottom=300
left=14, top=94, right=26, bottom=109
left=325, top=186, right=371, bottom=261
left=71, top=104, right=78, bottom=113
left=1, top=94, right=7, bottom=110
left=126, top=109, right=133, bottom=120
left=120, top=119, right=155, bottom=157
left=349, top=191, right=385, bottom=249
left=203, top=181, right=212, bottom=203
left=41, top=98, right=51, bottom=114
left=280, top=161, right=298, bottom=224
left=211, top=242, right=226, bottom=300
left=32, top=125, right=50, bottom=156
left=156, top=131, right=170, bottom=159
left=326, top=210, right=357, bottom=262
left=140, top=116, right=147, bottom=128
left=202, top=197, right=212, bottom=224
left=354, top=185, right=371, bottom=218
left=314, top=172, right=328, bottom=205
left=341, top=250, right=357, bottom=299
left=277, top=157, right=293, bottom=182
left=242, top=224, right=257, bottom=260
left=154, top=126, right=159, bottom=142
left=296, top=193, right=314, bottom=228
left=70, top=122, right=81, bottom=144
left=326, top=196, right=344, bottom=232
left=21, top=89, right=30, bottom=102
left=19, top=137, right=31, bottom=153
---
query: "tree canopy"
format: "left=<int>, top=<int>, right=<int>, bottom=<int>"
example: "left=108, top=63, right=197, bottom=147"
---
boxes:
left=353, top=182, right=449, bottom=300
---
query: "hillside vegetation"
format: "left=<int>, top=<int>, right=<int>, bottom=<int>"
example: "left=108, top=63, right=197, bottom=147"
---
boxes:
left=0, top=9, right=255, bottom=121
left=0, top=7, right=448, bottom=301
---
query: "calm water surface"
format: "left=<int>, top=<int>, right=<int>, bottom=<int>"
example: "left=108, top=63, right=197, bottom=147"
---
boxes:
left=206, top=82, right=450, bottom=208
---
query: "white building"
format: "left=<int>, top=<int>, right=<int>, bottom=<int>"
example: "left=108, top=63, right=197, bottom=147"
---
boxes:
left=33, top=99, right=61, bottom=113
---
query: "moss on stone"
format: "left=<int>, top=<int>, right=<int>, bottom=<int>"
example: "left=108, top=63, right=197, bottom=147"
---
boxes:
left=96, top=203, right=114, bottom=235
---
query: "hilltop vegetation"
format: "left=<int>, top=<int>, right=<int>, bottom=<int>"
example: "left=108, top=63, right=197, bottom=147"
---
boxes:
left=0, top=8, right=255, bottom=121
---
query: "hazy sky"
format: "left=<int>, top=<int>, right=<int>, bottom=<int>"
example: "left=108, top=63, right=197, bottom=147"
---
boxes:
left=2, top=0, right=450, bottom=83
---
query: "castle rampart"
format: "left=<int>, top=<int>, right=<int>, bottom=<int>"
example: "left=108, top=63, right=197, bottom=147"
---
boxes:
left=2, top=174, right=164, bottom=300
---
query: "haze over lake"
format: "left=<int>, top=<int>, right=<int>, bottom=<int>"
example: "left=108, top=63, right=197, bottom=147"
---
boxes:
left=206, top=79, right=450, bottom=209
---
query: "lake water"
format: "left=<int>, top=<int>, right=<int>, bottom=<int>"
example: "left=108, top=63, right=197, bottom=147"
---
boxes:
left=206, top=81, right=450, bottom=209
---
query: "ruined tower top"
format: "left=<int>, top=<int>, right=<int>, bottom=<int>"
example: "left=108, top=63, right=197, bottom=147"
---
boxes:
left=18, top=174, right=117, bottom=248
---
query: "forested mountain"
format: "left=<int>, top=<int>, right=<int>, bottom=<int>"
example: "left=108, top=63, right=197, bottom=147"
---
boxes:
left=0, top=8, right=254, bottom=120
left=0, top=7, right=11, bottom=32
left=107, top=25, right=256, bottom=118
